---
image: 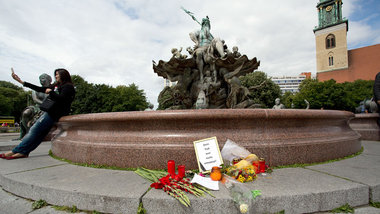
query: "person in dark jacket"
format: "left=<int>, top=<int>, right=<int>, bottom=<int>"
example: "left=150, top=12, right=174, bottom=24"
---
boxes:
left=373, top=72, right=380, bottom=126
left=0, top=68, right=75, bottom=159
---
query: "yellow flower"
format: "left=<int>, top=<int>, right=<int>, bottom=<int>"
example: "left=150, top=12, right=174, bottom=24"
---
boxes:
left=237, top=174, right=245, bottom=182
left=246, top=176, right=253, bottom=182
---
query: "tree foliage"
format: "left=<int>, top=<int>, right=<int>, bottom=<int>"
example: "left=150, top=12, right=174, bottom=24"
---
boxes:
left=285, top=79, right=374, bottom=111
left=240, top=71, right=281, bottom=108
left=0, top=81, right=29, bottom=120
left=71, top=75, right=149, bottom=114
left=157, top=87, right=175, bottom=110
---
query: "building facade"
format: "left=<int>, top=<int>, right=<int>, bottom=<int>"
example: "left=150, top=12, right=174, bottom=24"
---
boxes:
left=164, top=79, right=176, bottom=87
left=272, top=72, right=311, bottom=94
left=314, top=0, right=380, bottom=83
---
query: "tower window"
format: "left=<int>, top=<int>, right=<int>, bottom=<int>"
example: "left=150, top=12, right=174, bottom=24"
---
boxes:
left=329, top=56, right=334, bottom=66
left=326, top=34, right=336, bottom=49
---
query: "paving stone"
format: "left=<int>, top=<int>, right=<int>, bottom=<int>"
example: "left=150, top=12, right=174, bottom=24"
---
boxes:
left=306, top=142, right=380, bottom=201
left=1, top=133, right=380, bottom=214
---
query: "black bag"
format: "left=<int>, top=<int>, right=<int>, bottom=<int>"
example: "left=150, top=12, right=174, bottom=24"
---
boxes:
left=39, top=97, right=55, bottom=112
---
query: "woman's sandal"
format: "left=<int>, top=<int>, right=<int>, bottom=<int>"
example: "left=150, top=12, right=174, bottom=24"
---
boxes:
left=5, top=155, right=28, bottom=160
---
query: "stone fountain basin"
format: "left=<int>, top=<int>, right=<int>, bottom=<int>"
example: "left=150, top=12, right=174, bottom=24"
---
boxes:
left=51, top=109, right=361, bottom=169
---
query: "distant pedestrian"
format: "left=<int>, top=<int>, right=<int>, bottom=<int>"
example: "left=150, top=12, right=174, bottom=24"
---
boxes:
left=373, top=72, right=380, bottom=126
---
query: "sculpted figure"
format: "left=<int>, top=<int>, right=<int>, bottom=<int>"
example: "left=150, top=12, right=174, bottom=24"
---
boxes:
left=195, top=90, right=208, bottom=109
left=304, top=99, right=310, bottom=110
left=226, top=76, right=250, bottom=108
left=364, top=98, right=378, bottom=113
left=186, top=47, right=194, bottom=57
left=32, top=74, right=52, bottom=105
left=19, top=73, right=52, bottom=139
left=144, top=103, right=154, bottom=111
left=232, top=46, right=241, bottom=58
left=272, top=98, right=285, bottom=109
left=171, top=47, right=187, bottom=59
left=189, top=16, right=225, bottom=81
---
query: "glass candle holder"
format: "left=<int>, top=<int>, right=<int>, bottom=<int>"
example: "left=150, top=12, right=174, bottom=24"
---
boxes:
left=178, top=165, right=185, bottom=179
left=259, top=159, right=266, bottom=173
left=167, top=160, right=175, bottom=177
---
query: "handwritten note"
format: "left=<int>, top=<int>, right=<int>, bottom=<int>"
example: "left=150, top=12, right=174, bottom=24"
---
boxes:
left=193, top=137, right=223, bottom=172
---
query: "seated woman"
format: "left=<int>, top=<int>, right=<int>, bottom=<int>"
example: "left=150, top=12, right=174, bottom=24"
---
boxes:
left=0, top=68, right=75, bottom=160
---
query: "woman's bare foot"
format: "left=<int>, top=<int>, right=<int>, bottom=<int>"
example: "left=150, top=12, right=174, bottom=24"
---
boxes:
left=4, top=152, right=15, bottom=157
left=11, top=153, right=28, bottom=158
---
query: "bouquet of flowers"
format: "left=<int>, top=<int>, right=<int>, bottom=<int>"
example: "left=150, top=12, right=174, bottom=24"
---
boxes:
left=224, top=164, right=256, bottom=183
left=135, top=167, right=214, bottom=207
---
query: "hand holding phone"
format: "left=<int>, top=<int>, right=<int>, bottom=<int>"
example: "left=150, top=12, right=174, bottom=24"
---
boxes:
left=11, top=68, right=23, bottom=85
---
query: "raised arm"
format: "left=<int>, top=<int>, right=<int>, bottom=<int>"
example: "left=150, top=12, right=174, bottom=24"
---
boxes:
left=11, top=68, right=24, bottom=85
left=11, top=68, right=47, bottom=93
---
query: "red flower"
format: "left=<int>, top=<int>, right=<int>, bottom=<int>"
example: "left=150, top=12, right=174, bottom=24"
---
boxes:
left=159, top=175, right=171, bottom=185
left=150, top=182, right=164, bottom=189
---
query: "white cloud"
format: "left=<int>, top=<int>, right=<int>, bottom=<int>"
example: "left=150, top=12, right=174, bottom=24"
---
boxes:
left=348, top=21, right=373, bottom=46
left=0, top=0, right=378, bottom=108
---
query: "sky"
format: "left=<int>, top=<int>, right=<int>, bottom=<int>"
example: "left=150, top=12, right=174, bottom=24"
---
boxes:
left=1, top=0, right=380, bottom=108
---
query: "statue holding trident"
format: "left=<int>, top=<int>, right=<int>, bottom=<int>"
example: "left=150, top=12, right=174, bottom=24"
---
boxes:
left=182, top=7, right=226, bottom=82
left=153, top=8, right=260, bottom=110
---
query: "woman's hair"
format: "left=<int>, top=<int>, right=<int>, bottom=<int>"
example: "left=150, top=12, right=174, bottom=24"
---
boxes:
left=54, top=68, right=73, bottom=86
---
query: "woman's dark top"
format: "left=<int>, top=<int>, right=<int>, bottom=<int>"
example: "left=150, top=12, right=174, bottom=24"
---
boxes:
left=374, top=72, right=380, bottom=102
left=23, top=82, right=76, bottom=121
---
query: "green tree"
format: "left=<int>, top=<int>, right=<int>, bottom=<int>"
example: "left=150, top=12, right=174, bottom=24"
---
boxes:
left=342, top=79, right=374, bottom=112
left=157, top=87, right=174, bottom=110
left=71, top=75, right=148, bottom=114
left=281, top=91, right=295, bottom=108
left=291, top=79, right=374, bottom=111
left=293, top=79, right=346, bottom=109
left=0, top=81, right=29, bottom=121
left=0, top=94, right=12, bottom=115
left=111, top=84, right=149, bottom=111
left=240, top=71, right=281, bottom=108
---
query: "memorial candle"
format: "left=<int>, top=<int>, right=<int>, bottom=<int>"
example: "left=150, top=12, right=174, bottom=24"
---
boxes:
left=259, top=159, right=266, bottom=173
left=167, top=160, right=175, bottom=177
left=252, top=161, right=260, bottom=174
left=178, top=165, right=185, bottom=179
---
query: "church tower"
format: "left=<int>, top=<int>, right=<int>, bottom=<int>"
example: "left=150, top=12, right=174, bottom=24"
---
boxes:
left=314, top=0, right=349, bottom=74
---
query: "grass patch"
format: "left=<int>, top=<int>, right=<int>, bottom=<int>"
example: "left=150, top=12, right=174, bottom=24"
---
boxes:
left=330, top=203, right=354, bottom=213
left=52, top=205, right=103, bottom=214
left=137, top=202, right=147, bottom=214
left=32, top=199, right=48, bottom=209
left=370, top=201, right=380, bottom=208
left=52, top=205, right=78, bottom=213
left=49, top=150, right=139, bottom=171
left=273, top=146, right=363, bottom=169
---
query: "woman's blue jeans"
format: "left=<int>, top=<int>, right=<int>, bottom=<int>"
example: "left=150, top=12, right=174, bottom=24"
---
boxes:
left=12, top=112, right=55, bottom=155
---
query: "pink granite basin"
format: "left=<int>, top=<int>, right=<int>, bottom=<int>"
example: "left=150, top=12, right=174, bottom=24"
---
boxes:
left=349, top=113, right=380, bottom=141
left=51, top=109, right=361, bottom=169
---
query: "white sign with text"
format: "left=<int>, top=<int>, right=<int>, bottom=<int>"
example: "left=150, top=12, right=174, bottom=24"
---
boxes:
left=193, top=137, right=223, bottom=172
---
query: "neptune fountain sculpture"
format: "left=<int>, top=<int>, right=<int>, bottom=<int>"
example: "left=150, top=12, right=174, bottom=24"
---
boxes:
left=153, top=10, right=260, bottom=110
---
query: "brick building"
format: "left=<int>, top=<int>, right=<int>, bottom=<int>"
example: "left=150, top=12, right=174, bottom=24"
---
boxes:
left=314, top=0, right=380, bottom=83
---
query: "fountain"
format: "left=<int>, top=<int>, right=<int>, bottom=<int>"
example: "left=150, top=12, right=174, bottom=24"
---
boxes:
left=51, top=11, right=361, bottom=169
